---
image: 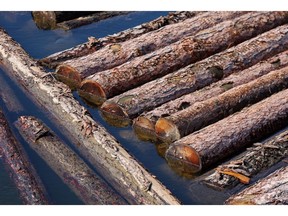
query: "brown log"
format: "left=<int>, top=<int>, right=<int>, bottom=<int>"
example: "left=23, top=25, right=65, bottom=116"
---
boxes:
left=15, top=116, right=127, bottom=205
left=202, top=129, right=288, bottom=190
left=39, top=11, right=200, bottom=69
left=0, top=109, right=49, bottom=204
left=0, top=27, right=180, bottom=205
left=56, top=11, right=244, bottom=89
left=155, top=66, right=288, bottom=143
left=225, top=166, right=288, bottom=205
left=165, top=88, right=288, bottom=174
left=79, top=11, right=288, bottom=105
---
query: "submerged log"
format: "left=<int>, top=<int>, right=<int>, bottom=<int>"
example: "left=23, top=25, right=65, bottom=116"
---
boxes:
left=155, top=66, right=288, bottom=143
left=0, top=109, right=49, bottom=205
left=165, top=88, right=288, bottom=174
left=203, top=129, right=288, bottom=190
left=0, top=27, right=180, bottom=205
left=225, top=166, right=288, bottom=205
left=55, top=11, right=245, bottom=89
left=15, top=116, right=127, bottom=205
left=39, top=11, right=199, bottom=69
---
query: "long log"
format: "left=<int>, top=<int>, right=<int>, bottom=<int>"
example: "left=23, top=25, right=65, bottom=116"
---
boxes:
left=202, top=129, right=288, bottom=191
left=165, top=88, right=288, bottom=174
left=101, top=24, right=288, bottom=128
left=155, top=66, right=288, bottom=143
left=39, top=11, right=199, bottom=69
left=55, top=11, right=245, bottom=89
left=79, top=11, right=288, bottom=105
left=225, top=166, right=288, bottom=205
left=0, top=27, right=180, bottom=205
left=15, top=116, right=127, bottom=205
left=0, top=109, right=49, bottom=204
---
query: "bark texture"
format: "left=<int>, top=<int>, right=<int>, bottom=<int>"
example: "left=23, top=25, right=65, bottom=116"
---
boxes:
left=165, top=88, right=288, bottom=173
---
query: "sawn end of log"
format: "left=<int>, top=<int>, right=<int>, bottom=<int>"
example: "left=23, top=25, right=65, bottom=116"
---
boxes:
left=132, top=116, right=158, bottom=142
left=78, top=80, right=107, bottom=106
left=155, top=118, right=181, bottom=144
left=55, top=64, right=82, bottom=89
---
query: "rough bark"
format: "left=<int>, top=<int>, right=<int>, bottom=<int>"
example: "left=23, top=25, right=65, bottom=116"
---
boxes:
left=0, top=109, right=49, bottom=205
left=225, top=166, right=288, bottom=205
left=155, top=66, right=288, bottom=143
left=39, top=11, right=200, bottom=69
left=15, top=116, right=127, bottom=205
left=165, top=88, right=288, bottom=174
left=202, top=129, right=288, bottom=191
left=79, top=11, right=288, bottom=105
left=0, top=27, right=180, bottom=205
left=55, top=11, right=245, bottom=89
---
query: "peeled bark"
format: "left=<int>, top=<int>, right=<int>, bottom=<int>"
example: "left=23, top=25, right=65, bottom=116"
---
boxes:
left=79, top=11, right=288, bottom=106
left=225, top=166, right=288, bottom=205
left=39, top=11, right=199, bottom=69
left=0, top=27, right=180, bottom=205
left=15, top=116, right=127, bottom=205
left=55, top=11, right=245, bottom=89
left=165, top=88, right=288, bottom=174
left=0, top=109, right=49, bottom=205
left=155, top=66, right=288, bottom=143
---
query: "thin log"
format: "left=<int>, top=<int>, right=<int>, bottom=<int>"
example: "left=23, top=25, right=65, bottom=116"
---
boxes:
left=15, top=116, right=127, bottom=205
left=155, top=66, right=288, bottom=143
left=165, top=88, right=288, bottom=174
left=79, top=11, right=288, bottom=105
left=39, top=11, right=200, bottom=69
left=225, top=166, right=288, bottom=205
left=55, top=11, right=245, bottom=89
left=0, top=27, right=180, bottom=205
left=202, top=129, right=288, bottom=191
left=0, top=109, right=49, bottom=205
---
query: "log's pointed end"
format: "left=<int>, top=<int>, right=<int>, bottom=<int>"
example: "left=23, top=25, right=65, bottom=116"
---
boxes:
left=155, top=118, right=181, bottom=143
left=132, top=116, right=158, bottom=142
left=100, top=101, right=131, bottom=127
left=165, top=144, right=201, bottom=174
left=55, top=64, right=82, bottom=90
left=78, top=80, right=107, bottom=106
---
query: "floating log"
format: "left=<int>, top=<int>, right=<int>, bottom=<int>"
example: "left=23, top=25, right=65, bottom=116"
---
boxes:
left=155, top=66, right=288, bottom=143
left=0, top=27, right=180, bottom=205
left=39, top=11, right=199, bottom=69
left=15, top=116, right=127, bottom=205
left=165, top=88, right=288, bottom=174
left=55, top=11, right=245, bottom=89
left=225, top=166, right=288, bottom=205
left=101, top=24, right=288, bottom=128
left=202, top=129, right=288, bottom=190
left=0, top=109, right=49, bottom=205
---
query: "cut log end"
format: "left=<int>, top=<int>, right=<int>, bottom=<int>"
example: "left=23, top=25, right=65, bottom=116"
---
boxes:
left=132, top=116, right=157, bottom=142
left=78, top=80, right=106, bottom=106
left=155, top=118, right=180, bottom=143
left=55, top=65, right=82, bottom=89
left=32, top=11, right=57, bottom=30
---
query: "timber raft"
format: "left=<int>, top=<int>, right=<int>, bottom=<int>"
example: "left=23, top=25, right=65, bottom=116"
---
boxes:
left=1, top=11, right=288, bottom=205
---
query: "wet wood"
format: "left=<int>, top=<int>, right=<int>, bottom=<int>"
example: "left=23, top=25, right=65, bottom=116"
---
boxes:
left=203, top=129, right=288, bottom=190
left=39, top=11, right=199, bottom=69
left=0, top=27, right=180, bottom=205
left=0, top=109, right=49, bottom=205
left=79, top=11, right=288, bottom=106
left=155, top=66, right=288, bottom=143
left=15, top=116, right=127, bottom=205
left=225, top=166, right=288, bottom=205
left=55, top=11, right=245, bottom=89
left=165, top=88, right=288, bottom=174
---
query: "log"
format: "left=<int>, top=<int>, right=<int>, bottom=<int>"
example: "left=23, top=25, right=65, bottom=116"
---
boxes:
left=202, top=129, right=288, bottom=191
left=39, top=11, right=199, bottom=69
left=101, top=24, right=288, bottom=128
left=0, top=27, right=180, bottom=205
left=15, top=116, right=127, bottom=205
left=55, top=11, right=245, bottom=89
left=225, top=166, right=288, bottom=205
left=0, top=109, right=49, bottom=204
left=79, top=11, right=288, bottom=105
left=155, top=66, right=288, bottom=143
left=165, top=88, right=288, bottom=174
